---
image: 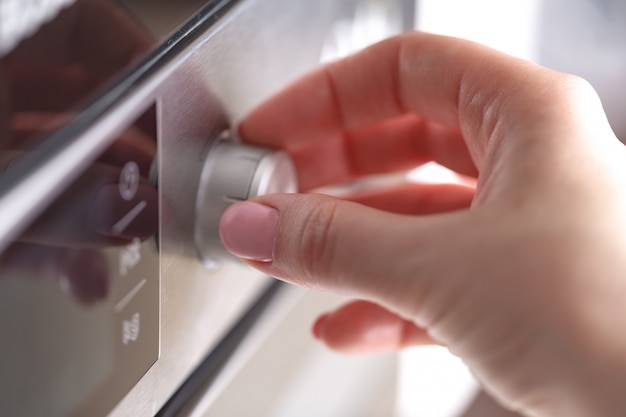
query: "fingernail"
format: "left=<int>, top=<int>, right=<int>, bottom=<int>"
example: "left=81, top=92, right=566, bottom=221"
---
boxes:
left=219, top=201, right=278, bottom=262
left=312, top=313, right=329, bottom=340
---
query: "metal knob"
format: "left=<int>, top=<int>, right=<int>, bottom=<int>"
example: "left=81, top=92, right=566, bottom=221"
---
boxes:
left=194, top=139, right=297, bottom=270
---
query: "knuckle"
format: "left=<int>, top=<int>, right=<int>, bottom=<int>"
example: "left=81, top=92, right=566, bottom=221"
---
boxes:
left=295, top=197, right=341, bottom=283
left=559, top=73, right=595, bottom=95
left=547, top=73, right=601, bottom=109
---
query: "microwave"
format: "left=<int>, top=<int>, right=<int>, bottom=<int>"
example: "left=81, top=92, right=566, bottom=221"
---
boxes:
left=0, top=0, right=415, bottom=416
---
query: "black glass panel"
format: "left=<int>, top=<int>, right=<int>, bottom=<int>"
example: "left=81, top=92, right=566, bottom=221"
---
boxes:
left=0, top=0, right=211, bottom=153
left=0, top=103, right=160, bottom=417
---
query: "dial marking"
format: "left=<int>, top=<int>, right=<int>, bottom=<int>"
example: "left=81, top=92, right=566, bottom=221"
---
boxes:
left=112, top=200, right=147, bottom=235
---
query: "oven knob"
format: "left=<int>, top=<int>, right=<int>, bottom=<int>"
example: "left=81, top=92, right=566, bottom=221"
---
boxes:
left=194, top=139, right=297, bottom=270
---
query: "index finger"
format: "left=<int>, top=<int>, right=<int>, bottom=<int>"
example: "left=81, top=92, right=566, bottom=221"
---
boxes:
left=240, top=32, right=552, bottom=170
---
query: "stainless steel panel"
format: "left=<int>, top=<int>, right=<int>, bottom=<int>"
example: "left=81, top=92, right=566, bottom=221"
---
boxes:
left=111, top=0, right=376, bottom=415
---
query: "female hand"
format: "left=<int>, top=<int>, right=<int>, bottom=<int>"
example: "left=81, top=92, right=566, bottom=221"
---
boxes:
left=219, top=32, right=626, bottom=417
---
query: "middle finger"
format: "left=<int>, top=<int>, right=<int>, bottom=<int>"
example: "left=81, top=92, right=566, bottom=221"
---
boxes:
left=291, top=113, right=477, bottom=191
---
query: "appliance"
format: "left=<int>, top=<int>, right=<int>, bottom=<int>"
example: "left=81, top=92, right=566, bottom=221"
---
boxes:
left=0, top=1, right=414, bottom=416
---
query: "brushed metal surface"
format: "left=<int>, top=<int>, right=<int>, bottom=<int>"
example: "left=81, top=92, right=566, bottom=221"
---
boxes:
left=109, top=0, right=367, bottom=415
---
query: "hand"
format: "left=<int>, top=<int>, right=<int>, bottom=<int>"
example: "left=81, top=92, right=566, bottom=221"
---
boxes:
left=218, top=32, right=626, bottom=417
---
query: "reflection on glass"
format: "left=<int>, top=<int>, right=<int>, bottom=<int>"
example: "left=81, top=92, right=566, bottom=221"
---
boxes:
left=0, top=1, right=196, bottom=415
left=0, top=102, right=159, bottom=417
left=0, top=0, right=217, bottom=164
left=0, top=0, right=154, bottom=150
left=0, top=102, right=158, bottom=305
left=0, top=0, right=161, bottom=304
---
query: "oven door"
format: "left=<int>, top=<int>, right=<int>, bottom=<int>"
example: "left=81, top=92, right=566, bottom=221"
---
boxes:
left=0, top=1, right=413, bottom=416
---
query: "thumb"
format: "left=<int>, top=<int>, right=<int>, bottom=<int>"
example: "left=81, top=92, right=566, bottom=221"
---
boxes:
left=218, top=193, right=468, bottom=319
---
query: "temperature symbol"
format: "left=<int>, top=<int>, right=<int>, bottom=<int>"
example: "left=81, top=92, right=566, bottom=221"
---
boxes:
left=119, top=161, right=140, bottom=201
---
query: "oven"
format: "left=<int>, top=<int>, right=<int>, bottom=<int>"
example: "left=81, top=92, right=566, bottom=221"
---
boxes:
left=0, top=1, right=414, bottom=416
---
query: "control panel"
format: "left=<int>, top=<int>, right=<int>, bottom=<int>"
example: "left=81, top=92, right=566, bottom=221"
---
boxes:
left=0, top=1, right=414, bottom=416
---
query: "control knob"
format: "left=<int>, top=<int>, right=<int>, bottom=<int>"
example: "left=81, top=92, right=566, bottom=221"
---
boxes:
left=194, top=139, right=297, bottom=270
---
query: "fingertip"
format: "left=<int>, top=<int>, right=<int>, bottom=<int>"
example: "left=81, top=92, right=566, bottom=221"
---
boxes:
left=309, top=300, right=439, bottom=355
left=312, top=313, right=330, bottom=340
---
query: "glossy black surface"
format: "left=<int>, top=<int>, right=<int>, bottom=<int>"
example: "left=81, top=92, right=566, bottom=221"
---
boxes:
left=0, top=0, right=216, bottom=158
left=0, top=1, right=195, bottom=414
left=0, top=102, right=160, bottom=417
